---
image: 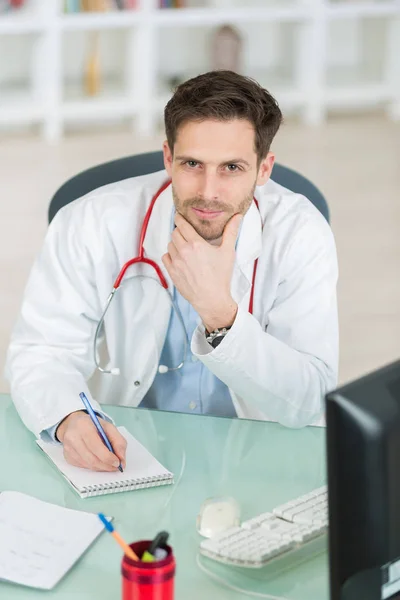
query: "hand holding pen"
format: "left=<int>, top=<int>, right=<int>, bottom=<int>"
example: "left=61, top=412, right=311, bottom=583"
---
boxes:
left=79, top=392, right=124, bottom=472
left=56, top=394, right=127, bottom=472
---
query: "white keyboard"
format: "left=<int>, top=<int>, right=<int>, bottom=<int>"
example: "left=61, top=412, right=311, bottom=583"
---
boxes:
left=200, top=486, right=328, bottom=568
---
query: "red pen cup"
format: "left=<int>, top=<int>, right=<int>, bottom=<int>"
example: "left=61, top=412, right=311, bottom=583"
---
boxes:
left=121, top=541, right=175, bottom=600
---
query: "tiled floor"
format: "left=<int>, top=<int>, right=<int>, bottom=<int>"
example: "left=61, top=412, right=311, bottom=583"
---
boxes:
left=0, top=114, right=399, bottom=392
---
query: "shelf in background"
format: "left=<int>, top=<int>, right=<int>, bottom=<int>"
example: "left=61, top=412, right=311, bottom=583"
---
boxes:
left=1, top=2, right=399, bottom=35
left=326, top=1, right=399, bottom=18
left=62, top=98, right=134, bottom=121
left=61, top=10, right=143, bottom=31
left=326, top=83, right=391, bottom=108
left=152, top=6, right=310, bottom=25
left=62, top=81, right=135, bottom=121
left=61, top=6, right=310, bottom=29
left=325, top=66, right=393, bottom=105
left=0, top=14, right=47, bottom=35
left=0, top=0, right=399, bottom=140
left=0, top=88, right=43, bottom=125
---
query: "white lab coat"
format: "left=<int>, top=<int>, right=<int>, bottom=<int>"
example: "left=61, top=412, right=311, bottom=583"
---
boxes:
left=5, top=170, right=338, bottom=438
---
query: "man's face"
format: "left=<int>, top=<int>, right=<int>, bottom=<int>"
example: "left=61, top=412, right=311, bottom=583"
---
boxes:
left=163, top=119, right=274, bottom=244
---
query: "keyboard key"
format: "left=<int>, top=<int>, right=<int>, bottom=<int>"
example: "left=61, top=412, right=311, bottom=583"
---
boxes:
left=242, top=512, right=275, bottom=530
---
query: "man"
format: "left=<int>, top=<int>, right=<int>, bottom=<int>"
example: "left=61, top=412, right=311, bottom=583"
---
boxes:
left=5, top=71, right=338, bottom=473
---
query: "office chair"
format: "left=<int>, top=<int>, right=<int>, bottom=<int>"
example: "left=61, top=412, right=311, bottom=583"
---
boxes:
left=48, top=151, right=330, bottom=224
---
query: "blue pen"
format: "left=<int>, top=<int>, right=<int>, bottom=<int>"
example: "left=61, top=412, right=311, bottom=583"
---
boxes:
left=79, top=392, right=123, bottom=473
left=98, top=514, right=139, bottom=560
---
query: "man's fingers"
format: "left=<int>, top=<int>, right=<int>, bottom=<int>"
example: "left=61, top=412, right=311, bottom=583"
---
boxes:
left=222, top=214, right=243, bottom=248
left=174, top=213, right=203, bottom=243
left=171, top=227, right=187, bottom=251
left=167, top=241, right=179, bottom=262
left=64, top=435, right=118, bottom=472
left=63, top=445, right=86, bottom=469
left=60, top=412, right=125, bottom=472
left=162, top=253, right=173, bottom=275
left=102, top=421, right=128, bottom=469
left=84, top=423, right=122, bottom=469
left=63, top=433, right=93, bottom=467
left=63, top=445, right=109, bottom=471
left=82, top=437, right=120, bottom=472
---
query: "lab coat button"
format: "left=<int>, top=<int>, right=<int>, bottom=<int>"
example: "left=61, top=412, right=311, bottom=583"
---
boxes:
left=134, top=381, right=140, bottom=387
left=189, top=401, right=197, bottom=410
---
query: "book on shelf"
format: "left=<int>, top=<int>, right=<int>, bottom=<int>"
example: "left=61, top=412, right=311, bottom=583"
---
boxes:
left=64, top=0, right=138, bottom=13
left=64, top=0, right=81, bottom=12
left=159, top=0, right=186, bottom=7
left=81, top=0, right=111, bottom=10
left=63, top=0, right=188, bottom=12
left=0, top=0, right=26, bottom=11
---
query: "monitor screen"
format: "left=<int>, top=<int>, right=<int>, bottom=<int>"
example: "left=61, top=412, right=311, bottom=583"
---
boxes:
left=326, top=360, right=400, bottom=600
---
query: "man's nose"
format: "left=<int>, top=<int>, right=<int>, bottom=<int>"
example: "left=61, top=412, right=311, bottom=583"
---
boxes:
left=198, top=172, right=219, bottom=201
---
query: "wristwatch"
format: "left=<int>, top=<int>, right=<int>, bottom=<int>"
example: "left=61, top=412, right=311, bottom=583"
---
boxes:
left=205, top=326, right=232, bottom=349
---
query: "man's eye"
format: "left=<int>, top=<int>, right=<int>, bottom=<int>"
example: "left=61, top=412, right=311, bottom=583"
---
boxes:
left=226, top=164, right=240, bottom=172
left=186, top=161, right=198, bottom=168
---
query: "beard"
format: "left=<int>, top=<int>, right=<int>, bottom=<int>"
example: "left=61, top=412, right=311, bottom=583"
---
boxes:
left=172, top=183, right=256, bottom=242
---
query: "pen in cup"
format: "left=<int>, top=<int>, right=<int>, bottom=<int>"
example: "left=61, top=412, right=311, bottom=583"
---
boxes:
left=79, top=392, right=123, bottom=472
left=142, top=531, right=170, bottom=562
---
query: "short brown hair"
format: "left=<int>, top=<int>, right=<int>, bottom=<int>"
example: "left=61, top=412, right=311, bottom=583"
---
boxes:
left=164, top=70, right=283, bottom=163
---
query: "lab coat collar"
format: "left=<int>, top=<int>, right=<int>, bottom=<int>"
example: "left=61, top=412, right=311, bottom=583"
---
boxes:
left=231, top=196, right=263, bottom=304
left=141, top=179, right=263, bottom=304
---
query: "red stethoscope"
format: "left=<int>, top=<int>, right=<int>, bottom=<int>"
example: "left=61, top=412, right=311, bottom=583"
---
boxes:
left=93, top=180, right=259, bottom=376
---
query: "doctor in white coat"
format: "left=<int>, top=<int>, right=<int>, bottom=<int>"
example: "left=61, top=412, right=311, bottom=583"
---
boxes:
left=5, top=70, right=338, bottom=473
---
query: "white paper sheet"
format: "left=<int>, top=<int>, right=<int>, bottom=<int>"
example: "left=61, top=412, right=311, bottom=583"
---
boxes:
left=0, top=491, right=104, bottom=590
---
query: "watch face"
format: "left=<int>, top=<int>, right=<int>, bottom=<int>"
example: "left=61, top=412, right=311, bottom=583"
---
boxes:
left=206, top=326, right=231, bottom=347
left=211, top=335, right=224, bottom=349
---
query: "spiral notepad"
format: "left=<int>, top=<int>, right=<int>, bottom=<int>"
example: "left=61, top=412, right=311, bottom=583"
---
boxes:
left=36, top=426, right=174, bottom=498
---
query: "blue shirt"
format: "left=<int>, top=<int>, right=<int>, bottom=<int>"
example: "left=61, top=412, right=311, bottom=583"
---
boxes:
left=139, top=285, right=236, bottom=417
left=140, top=206, right=235, bottom=416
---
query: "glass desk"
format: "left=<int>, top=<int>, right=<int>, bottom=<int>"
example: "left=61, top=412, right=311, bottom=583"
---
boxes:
left=0, top=394, right=329, bottom=599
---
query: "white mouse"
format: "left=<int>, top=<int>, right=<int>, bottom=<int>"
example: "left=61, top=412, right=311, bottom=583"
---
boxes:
left=196, top=496, right=241, bottom=538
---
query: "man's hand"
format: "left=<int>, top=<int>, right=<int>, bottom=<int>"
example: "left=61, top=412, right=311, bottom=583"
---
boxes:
left=162, top=213, right=241, bottom=332
left=56, top=411, right=127, bottom=472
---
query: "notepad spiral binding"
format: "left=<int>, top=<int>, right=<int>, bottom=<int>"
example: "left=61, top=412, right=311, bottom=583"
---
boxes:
left=81, top=474, right=173, bottom=497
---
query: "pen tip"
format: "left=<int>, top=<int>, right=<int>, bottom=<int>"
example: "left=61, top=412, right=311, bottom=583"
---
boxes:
left=119, top=464, right=124, bottom=473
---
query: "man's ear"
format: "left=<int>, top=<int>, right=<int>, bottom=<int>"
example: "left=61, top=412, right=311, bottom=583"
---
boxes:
left=256, top=152, right=275, bottom=186
left=163, top=141, right=173, bottom=177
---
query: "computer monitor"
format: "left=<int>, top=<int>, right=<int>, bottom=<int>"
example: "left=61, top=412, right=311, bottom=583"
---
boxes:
left=326, top=359, right=400, bottom=600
